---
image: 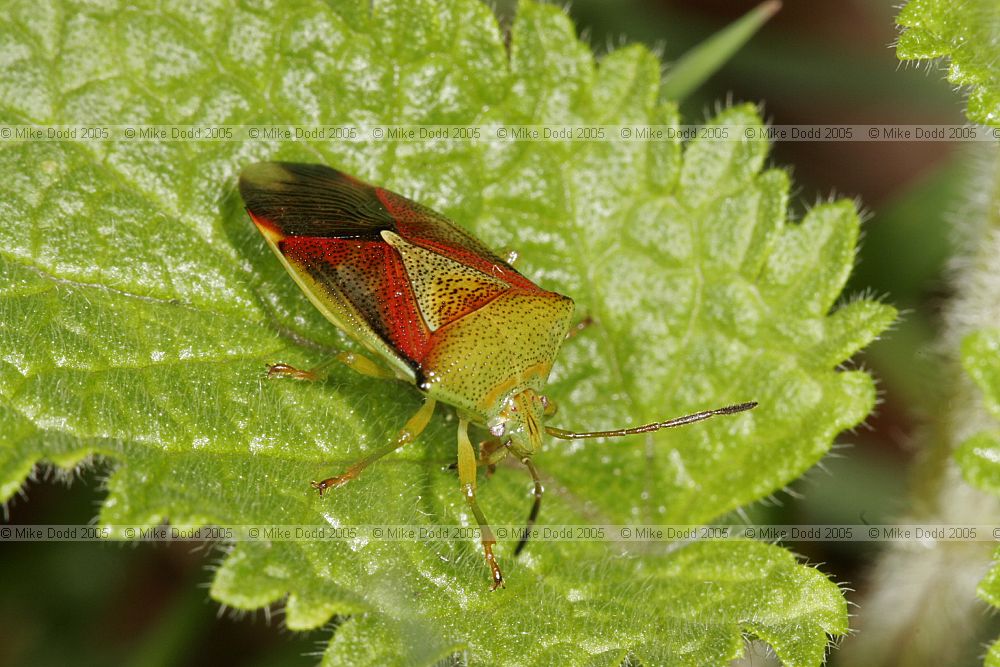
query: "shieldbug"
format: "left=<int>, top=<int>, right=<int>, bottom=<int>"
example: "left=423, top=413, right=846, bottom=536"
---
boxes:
left=239, top=162, right=755, bottom=590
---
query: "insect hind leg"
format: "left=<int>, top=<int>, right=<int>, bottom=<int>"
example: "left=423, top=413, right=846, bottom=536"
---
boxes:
left=267, top=350, right=396, bottom=382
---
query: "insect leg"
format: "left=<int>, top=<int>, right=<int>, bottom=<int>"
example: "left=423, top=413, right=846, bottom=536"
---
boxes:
left=478, top=438, right=508, bottom=477
left=444, top=438, right=505, bottom=476
left=457, top=419, right=504, bottom=590
left=267, top=351, right=396, bottom=382
left=311, top=398, right=437, bottom=495
left=564, top=315, right=593, bottom=341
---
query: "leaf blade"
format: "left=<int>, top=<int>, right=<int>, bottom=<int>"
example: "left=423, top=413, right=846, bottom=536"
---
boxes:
left=0, top=0, right=890, bottom=663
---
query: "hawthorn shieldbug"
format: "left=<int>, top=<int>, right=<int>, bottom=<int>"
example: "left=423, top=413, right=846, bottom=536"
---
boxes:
left=239, top=162, right=756, bottom=590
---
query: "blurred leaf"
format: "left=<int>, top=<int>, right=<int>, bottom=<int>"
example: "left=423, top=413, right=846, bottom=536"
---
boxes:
left=850, top=159, right=962, bottom=308
left=0, top=0, right=895, bottom=664
left=958, top=430, right=1000, bottom=495
left=570, top=0, right=957, bottom=119
left=957, top=328, right=1000, bottom=665
left=896, top=0, right=1000, bottom=126
left=661, top=0, right=779, bottom=101
left=849, top=158, right=964, bottom=410
left=958, top=328, right=1000, bottom=494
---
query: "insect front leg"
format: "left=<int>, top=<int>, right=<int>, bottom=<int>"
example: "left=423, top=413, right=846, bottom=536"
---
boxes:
left=267, top=350, right=397, bottom=382
left=478, top=438, right=508, bottom=477
left=311, top=398, right=437, bottom=495
left=457, top=419, right=504, bottom=590
left=445, top=438, right=504, bottom=476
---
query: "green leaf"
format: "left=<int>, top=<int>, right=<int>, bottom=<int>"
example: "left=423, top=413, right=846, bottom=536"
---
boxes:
left=957, top=328, right=1000, bottom=660
left=896, top=0, right=1000, bottom=126
left=661, top=0, right=780, bottom=102
left=958, top=328, right=1000, bottom=495
left=989, top=637, right=1000, bottom=667
left=958, top=429, right=1000, bottom=496
left=0, top=0, right=893, bottom=664
left=981, top=548, right=1000, bottom=667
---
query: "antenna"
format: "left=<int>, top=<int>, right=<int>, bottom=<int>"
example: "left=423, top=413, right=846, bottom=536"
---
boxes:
left=513, top=401, right=756, bottom=557
left=544, top=401, right=757, bottom=440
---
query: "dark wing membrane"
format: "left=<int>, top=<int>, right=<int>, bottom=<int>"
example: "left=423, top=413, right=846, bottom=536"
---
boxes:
left=239, top=162, right=395, bottom=239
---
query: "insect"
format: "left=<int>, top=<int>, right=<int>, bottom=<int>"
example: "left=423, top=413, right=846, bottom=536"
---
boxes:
left=239, top=162, right=756, bottom=590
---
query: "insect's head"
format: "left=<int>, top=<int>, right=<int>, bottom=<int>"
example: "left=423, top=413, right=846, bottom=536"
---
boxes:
left=488, top=389, right=557, bottom=460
